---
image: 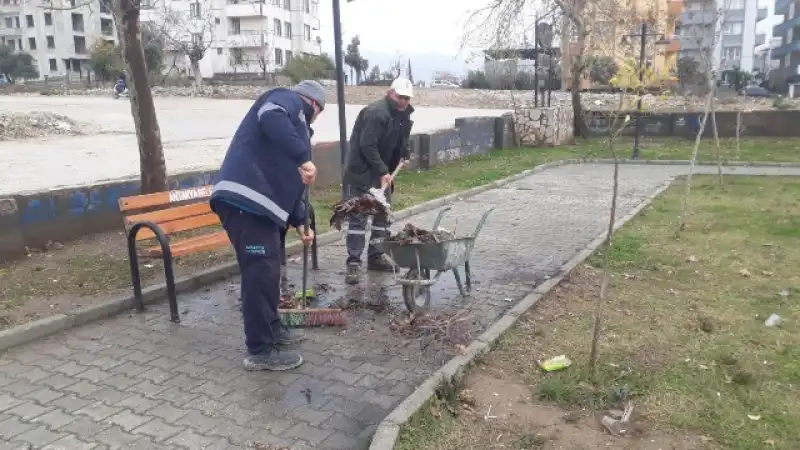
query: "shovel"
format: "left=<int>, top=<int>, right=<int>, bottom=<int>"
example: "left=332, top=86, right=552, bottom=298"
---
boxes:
left=367, top=162, right=404, bottom=215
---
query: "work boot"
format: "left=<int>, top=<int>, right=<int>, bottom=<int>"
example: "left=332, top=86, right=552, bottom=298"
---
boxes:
left=345, top=263, right=361, bottom=285
left=367, top=254, right=397, bottom=272
left=243, top=349, right=303, bottom=371
left=276, top=325, right=306, bottom=345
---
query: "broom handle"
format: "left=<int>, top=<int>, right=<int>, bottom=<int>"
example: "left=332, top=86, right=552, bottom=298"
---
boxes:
left=380, top=162, right=405, bottom=193
left=301, top=185, right=310, bottom=308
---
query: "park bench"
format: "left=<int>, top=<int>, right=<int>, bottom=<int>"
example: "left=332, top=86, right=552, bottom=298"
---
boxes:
left=118, top=185, right=318, bottom=324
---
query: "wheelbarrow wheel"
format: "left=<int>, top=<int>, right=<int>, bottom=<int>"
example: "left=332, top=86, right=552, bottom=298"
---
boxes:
left=402, top=268, right=431, bottom=314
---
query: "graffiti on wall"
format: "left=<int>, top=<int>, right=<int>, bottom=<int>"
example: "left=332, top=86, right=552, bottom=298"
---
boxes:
left=20, top=172, right=217, bottom=224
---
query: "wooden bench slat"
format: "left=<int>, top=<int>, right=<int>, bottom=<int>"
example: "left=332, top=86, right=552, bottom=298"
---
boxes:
left=118, top=185, right=213, bottom=212
left=134, top=213, right=221, bottom=241
left=140, top=231, right=230, bottom=258
left=124, top=203, right=213, bottom=228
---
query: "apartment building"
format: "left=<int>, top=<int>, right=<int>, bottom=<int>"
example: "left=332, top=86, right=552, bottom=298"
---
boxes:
left=771, top=0, right=800, bottom=94
left=140, top=0, right=321, bottom=78
left=0, top=0, right=116, bottom=80
left=679, top=0, right=768, bottom=78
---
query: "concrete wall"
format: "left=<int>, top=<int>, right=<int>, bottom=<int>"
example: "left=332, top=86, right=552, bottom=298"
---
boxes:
left=586, top=110, right=800, bottom=138
left=0, top=114, right=519, bottom=263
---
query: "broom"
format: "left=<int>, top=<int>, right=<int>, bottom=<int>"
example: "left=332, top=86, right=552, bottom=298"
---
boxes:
left=278, top=185, right=346, bottom=328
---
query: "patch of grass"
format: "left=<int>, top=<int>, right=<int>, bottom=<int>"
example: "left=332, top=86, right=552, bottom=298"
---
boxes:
left=397, top=175, right=800, bottom=450
left=578, top=136, right=800, bottom=163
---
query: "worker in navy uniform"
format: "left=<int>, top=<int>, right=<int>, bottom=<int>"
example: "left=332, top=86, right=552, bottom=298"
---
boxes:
left=210, top=80, right=325, bottom=371
left=342, top=77, right=415, bottom=285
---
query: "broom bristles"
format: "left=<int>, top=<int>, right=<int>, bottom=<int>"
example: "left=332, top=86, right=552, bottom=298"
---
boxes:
left=279, top=308, right=346, bottom=328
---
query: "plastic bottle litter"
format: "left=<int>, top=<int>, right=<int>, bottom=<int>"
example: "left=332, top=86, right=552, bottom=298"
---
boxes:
left=764, top=314, right=782, bottom=327
left=539, top=355, right=572, bottom=372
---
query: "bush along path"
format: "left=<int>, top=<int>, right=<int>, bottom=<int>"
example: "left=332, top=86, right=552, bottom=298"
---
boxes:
left=396, top=173, right=800, bottom=450
left=2, top=163, right=798, bottom=450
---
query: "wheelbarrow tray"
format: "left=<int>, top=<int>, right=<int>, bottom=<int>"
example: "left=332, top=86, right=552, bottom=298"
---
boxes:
left=379, top=237, right=476, bottom=272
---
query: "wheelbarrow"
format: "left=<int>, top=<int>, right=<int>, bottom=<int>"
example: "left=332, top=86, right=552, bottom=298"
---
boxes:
left=377, top=206, right=494, bottom=313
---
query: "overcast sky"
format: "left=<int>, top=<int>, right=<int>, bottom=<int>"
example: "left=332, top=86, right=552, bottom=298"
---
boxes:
left=316, top=0, right=491, bottom=57
left=317, top=0, right=783, bottom=56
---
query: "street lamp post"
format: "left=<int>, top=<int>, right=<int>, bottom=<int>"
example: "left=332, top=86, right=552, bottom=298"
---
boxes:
left=621, top=24, right=671, bottom=159
left=332, top=0, right=348, bottom=174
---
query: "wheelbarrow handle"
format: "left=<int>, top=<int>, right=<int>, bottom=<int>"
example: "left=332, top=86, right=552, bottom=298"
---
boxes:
left=471, top=207, right=495, bottom=237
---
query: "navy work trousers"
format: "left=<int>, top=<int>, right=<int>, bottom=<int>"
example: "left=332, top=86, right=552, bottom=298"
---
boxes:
left=214, top=201, right=282, bottom=356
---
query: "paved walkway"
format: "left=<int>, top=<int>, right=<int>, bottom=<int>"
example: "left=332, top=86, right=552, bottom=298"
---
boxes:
left=1, top=164, right=799, bottom=450
left=0, top=96, right=507, bottom=195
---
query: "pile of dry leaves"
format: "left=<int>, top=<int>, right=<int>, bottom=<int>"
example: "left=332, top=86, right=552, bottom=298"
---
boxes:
left=387, top=223, right=455, bottom=245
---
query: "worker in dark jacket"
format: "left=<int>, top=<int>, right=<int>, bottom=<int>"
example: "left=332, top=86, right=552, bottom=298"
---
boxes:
left=210, top=80, right=326, bottom=371
left=343, top=77, right=415, bottom=285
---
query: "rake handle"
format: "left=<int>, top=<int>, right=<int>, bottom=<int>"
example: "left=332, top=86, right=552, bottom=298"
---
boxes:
left=301, top=186, right=310, bottom=308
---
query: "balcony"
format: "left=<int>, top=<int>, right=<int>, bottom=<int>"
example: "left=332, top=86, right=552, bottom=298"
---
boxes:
left=774, top=15, right=800, bottom=36
left=667, top=0, right=683, bottom=16
left=756, top=7, right=768, bottom=22
left=227, top=30, right=265, bottom=47
left=226, top=2, right=264, bottom=17
left=771, top=39, right=800, bottom=59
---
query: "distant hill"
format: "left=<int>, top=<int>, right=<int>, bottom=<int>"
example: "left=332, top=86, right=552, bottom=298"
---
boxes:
left=358, top=50, right=483, bottom=84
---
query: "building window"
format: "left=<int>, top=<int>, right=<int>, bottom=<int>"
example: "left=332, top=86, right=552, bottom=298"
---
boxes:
left=100, top=18, right=113, bottom=36
left=275, top=47, right=283, bottom=65
left=304, top=24, right=311, bottom=41
left=25, top=14, right=33, bottom=27
left=46, top=36, right=55, bottom=49
left=140, top=0, right=152, bottom=8
left=230, top=18, right=241, bottom=35
left=44, top=13, right=52, bottom=26
left=49, top=59, right=57, bottom=71
left=7, top=39, right=14, bottom=50
left=285, top=50, right=293, bottom=63
left=3, top=17, right=12, bottom=28
left=28, top=37, right=36, bottom=50
left=304, top=0, right=309, bottom=13
left=190, top=2, right=201, bottom=19
left=273, top=18, right=282, bottom=36
left=215, top=17, right=220, bottom=24
left=14, top=16, right=19, bottom=28
left=217, top=48, right=223, bottom=55
left=722, top=46, right=741, bottom=62
left=723, top=0, right=744, bottom=9
left=722, top=22, right=743, bottom=35
left=71, top=13, right=84, bottom=32
left=232, top=48, right=243, bottom=64
left=283, top=0, right=290, bottom=10
left=284, top=21, right=291, bottom=38
left=192, top=33, right=202, bottom=45
left=100, top=0, right=111, bottom=14
left=74, top=36, right=87, bottom=54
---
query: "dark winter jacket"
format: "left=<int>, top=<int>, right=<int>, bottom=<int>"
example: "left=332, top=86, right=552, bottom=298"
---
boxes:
left=343, top=96, right=414, bottom=188
left=210, top=87, right=313, bottom=228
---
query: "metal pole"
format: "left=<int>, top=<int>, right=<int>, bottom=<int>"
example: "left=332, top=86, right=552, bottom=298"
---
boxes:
left=533, top=15, right=539, bottom=107
left=260, top=1, right=265, bottom=75
left=332, top=0, right=348, bottom=184
left=633, top=22, right=646, bottom=159
left=547, top=48, right=552, bottom=107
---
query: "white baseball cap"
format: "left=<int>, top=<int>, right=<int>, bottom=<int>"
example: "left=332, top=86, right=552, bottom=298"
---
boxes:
left=390, top=77, right=414, bottom=98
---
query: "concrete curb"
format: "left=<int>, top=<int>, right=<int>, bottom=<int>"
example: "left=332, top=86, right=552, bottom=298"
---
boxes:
left=585, top=159, right=800, bottom=167
left=0, top=159, right=577, bottom=353
left=367, top=177, right=675, bottom=450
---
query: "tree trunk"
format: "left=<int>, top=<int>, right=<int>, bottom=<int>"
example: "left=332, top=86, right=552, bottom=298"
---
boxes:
left=118, top=0, right=167, bottom=194
left=191, top=60, right=202, bottom=91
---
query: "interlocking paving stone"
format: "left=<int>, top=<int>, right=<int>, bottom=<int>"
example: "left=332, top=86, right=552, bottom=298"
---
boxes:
left=2, top=165, right=798, bottom=449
